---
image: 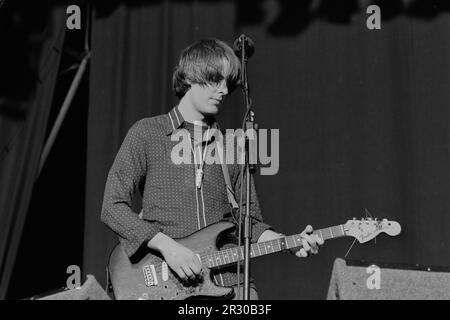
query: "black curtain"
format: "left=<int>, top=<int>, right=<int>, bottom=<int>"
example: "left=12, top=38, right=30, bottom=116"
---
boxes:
left=0, top=5, right=66, bottom=298
left=86, top=0, right=450, bottom=299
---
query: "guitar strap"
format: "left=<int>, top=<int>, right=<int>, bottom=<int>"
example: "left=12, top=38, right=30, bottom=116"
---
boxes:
left=221, top=161, right=240, bottom=211
left=216, top=139, right=239, bottom=211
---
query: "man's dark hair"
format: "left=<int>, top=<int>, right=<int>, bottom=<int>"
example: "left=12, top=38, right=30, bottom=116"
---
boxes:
left=173, top=39, right=241, bottom=99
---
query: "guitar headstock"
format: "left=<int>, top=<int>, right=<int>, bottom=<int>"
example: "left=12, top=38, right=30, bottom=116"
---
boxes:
left=344, top=218, right=401, bottom=243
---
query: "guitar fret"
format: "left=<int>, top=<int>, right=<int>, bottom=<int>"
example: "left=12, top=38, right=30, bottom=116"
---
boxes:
left=267, top=241, right=273, bottom=253
left=293, top=235, right=300, bottom=248
left=286, top=236, right=293, bottom=249
left=289, top=236, right=294, bottom=248
left=228, top=249, right=234, bottom=263
left=222, top=250, right=228, bottom=264
left=332, top=226, right=342, bottom=238
left=216, top=253, right=222, bottom=266
left=202, top=224, right=350, bottom=269
left=276, top=239, right=282, bottom=251
left=233, top=248, right=239, bottom=262
left=209, top=255, right=215, bottom=268
left=280, top=238, right=284, bottom=251
left=216, top=252, right=221, bottom=266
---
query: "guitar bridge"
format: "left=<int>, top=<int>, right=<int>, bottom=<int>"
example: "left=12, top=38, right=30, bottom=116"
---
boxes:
left=143, top=265, right=158, bottom=287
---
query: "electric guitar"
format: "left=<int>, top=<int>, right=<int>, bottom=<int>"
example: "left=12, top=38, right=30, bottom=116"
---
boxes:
left=108, top=218, right=401, bottom=300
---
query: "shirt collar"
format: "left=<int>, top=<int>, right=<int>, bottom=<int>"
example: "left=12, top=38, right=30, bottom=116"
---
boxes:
left=165, top=106, right=219, bottom=135
left=165, top=106, right=184, bottom=135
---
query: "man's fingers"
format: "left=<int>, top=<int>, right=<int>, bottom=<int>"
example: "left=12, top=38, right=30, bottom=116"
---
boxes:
left=191, top=257, right=202, bottom=276
left=310, top=244, right=319, bottom=255
left=303, top=234, right=317, bottom=247
left=301, top=238, right=311, bottom=252
left=299, top=233, right=322, bottom=257
left=181, top=265, right=196, bottom=280
left=176, top=268, right=188, bottom=281
left=296, top=248, right=308, bottom=258
left=315, top=234, right=324, bottom=246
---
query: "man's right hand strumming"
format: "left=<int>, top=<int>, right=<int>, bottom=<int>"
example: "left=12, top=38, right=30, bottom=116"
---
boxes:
left=147, top=232, right=203, bottom=282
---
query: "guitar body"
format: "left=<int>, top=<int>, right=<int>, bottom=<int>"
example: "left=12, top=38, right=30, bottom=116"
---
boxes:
left=109, top=221, right=236, bottom=300
left=108, top=217, right=401, bottom=300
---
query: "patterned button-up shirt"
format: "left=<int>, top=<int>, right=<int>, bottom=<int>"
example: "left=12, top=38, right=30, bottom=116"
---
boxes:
left=101, top=106, right=273, bottom=287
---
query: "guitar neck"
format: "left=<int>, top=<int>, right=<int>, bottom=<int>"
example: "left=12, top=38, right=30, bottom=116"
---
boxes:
left=201, top=224, right=346, bottom=269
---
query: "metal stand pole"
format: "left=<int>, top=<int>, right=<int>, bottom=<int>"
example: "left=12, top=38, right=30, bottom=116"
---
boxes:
left=234, top=34, right=257, bottom=300
left=37, top=52, right=90, bottom=178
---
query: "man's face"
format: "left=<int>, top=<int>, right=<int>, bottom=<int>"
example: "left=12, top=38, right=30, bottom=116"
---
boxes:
left=188, top=80, right=228, bottom=116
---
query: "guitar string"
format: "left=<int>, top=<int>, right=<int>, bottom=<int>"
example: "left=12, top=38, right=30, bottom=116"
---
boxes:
left=149, top=242, right=275, bottom=281
left=151, top=230, right=330, bottom=276
left=148, top=233, right=318, bottom=285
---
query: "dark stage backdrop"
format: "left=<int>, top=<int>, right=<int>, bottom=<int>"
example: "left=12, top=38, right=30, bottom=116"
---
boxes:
left=85, top=1, right=450, bottom=299
left=0, top=5, right=66, bottom=299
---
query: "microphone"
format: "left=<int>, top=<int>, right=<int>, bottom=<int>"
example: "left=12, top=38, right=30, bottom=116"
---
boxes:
left=233, top=34, right=255, bottom=59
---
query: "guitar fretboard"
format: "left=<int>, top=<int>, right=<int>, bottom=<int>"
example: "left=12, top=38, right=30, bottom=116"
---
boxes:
left=201, top=225, right=346, bottom=269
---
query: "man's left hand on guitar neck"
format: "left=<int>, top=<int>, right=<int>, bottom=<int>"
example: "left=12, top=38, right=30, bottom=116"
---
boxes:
left=258, top=225, right=324, bottom=258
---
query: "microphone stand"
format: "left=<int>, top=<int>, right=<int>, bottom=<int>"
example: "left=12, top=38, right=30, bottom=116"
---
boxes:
left=235, top=34, right=258, bottom=300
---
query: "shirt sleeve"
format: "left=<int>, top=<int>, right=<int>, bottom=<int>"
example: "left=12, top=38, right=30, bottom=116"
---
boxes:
left=101, top=120, right=161, bottom=258
left=232, top=166, right=274, bottom=243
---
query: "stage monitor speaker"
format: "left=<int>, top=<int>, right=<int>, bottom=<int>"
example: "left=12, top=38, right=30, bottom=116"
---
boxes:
left=27, top=275, right=111, bottom=300
left=327, top=258, right=450, bottom=300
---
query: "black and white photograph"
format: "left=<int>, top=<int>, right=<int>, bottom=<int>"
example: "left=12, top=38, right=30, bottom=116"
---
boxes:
left=0, top=0, right=449, bottom=303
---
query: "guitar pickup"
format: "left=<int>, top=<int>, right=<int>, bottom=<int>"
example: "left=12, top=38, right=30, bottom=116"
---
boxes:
left=161, top=262, right=169, bottom=282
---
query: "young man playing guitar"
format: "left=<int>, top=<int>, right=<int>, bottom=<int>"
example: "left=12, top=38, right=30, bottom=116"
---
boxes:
left=101, top=39, right=324, bottom=300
